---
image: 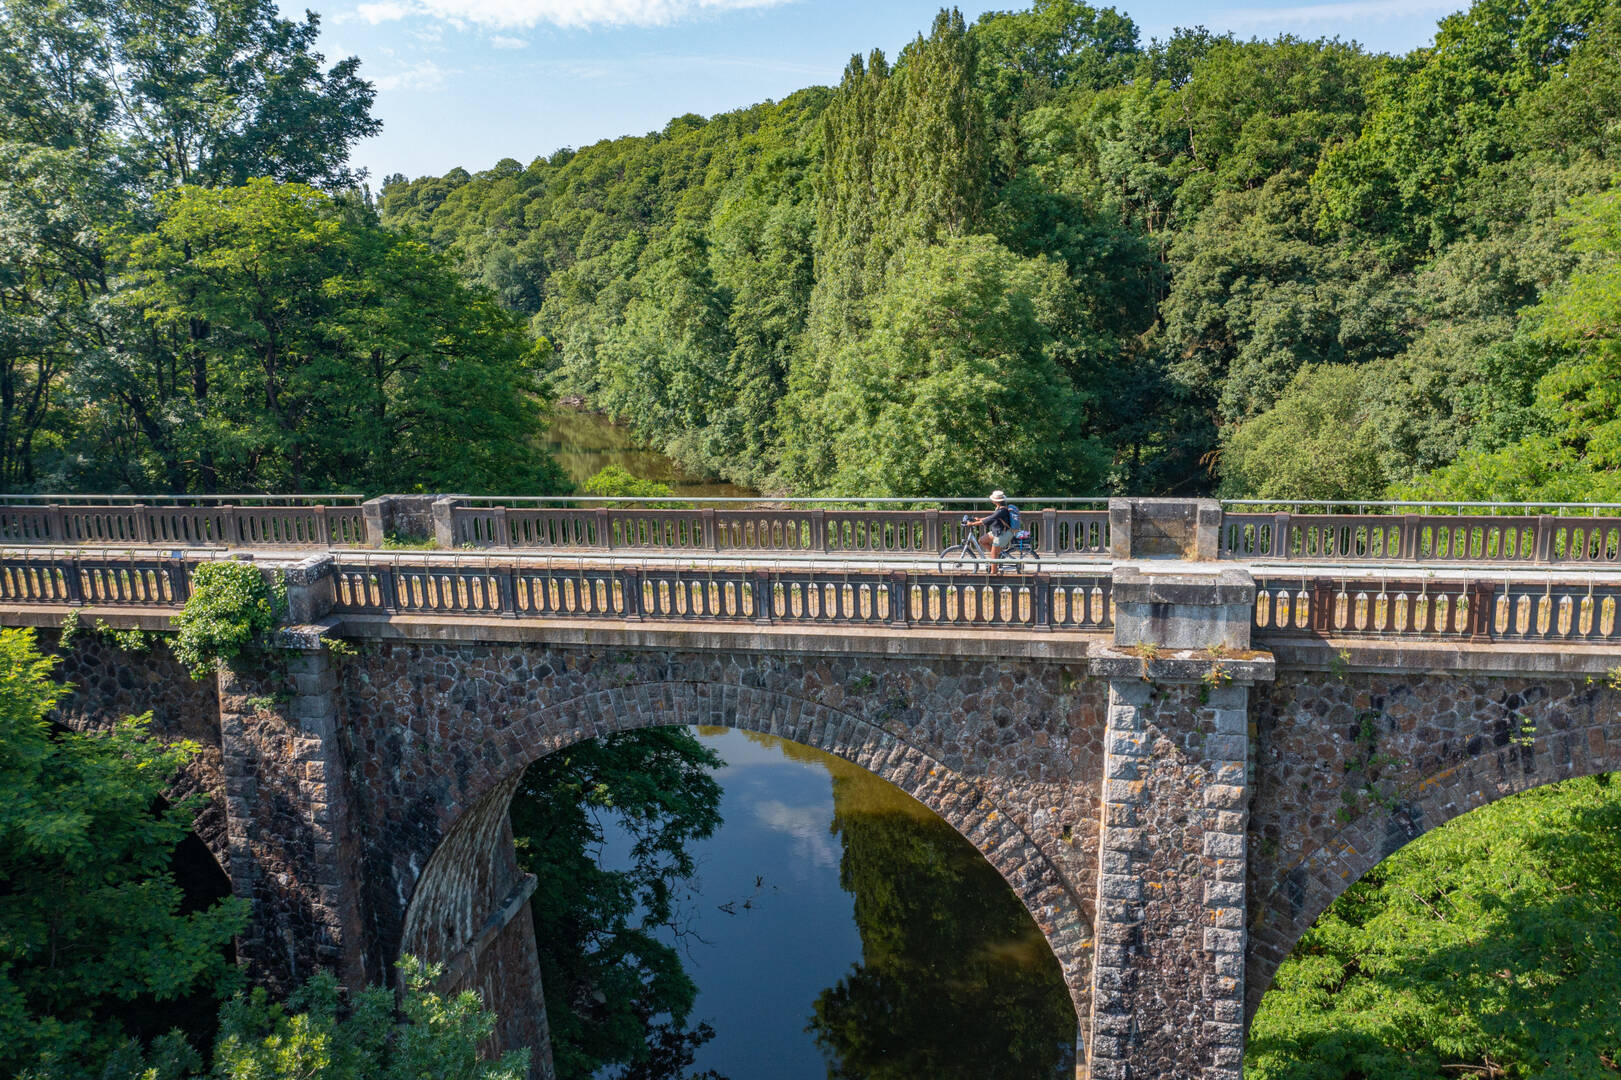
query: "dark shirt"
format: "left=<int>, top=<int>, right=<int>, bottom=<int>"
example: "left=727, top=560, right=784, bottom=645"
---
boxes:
left=986, top=506, right=1012, bottom=532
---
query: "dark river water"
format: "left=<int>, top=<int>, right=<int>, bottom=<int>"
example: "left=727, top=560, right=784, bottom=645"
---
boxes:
left=516, top=726, right=1078, bottom=1080
left=543, top=409, right=755, bottom=500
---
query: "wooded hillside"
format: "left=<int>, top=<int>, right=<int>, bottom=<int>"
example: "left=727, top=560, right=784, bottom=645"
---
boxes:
left=382, top=0, right=1621, bottom=501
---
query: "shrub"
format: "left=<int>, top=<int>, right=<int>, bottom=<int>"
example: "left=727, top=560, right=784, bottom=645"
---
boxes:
left=172, top=562, right=286, bottom=679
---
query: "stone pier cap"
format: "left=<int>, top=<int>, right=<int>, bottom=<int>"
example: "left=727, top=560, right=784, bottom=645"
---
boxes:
left=1111, top=564, right=1257, bottom=652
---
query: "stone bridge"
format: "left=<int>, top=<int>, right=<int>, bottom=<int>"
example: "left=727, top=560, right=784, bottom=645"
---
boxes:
left=6, top=494, right=1621, bottom=1079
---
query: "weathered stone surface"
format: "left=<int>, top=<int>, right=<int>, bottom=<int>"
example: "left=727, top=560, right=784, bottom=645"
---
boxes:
left=1245, top=668, right=1621, bottom=1021
left=46, top=631, right=228, bottom=869
left=1089, top=680, right=1251, bottom=1080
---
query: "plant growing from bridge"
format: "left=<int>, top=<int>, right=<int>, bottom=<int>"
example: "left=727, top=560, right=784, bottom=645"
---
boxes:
left=173, top=563, right=287, bottom=679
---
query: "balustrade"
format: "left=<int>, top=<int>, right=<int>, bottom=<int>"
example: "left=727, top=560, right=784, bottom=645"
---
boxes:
left=331, top=558, right=1111, bottom=632
left=1221, top=511, right=1621, bottom=567
left=1252, top=575, right=1621, bottom=644
left=0, top=501, right=365, bottom=548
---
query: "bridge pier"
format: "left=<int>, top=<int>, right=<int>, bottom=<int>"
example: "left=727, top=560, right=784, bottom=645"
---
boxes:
left=1088, top=566, right=1273, bottom=1079
left=216, top=641, right=371, bottom=993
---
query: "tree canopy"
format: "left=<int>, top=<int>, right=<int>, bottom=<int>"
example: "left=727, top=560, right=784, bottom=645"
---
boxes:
left=0, top=628, right=246, bottom=1078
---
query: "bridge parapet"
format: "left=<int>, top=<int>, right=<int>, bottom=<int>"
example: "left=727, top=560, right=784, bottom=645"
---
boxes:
left=3, top=493, right=1621, bottom=569
left=5, top=548, right=1621, bottom=658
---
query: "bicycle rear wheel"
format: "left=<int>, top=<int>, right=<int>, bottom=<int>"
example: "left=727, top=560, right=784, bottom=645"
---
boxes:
left=1010, top=546, right=1041, bottom=573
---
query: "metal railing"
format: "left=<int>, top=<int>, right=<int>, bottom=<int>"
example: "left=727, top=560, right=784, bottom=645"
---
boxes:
left=0, top=502, right=366, bottom=548
left=448, top=505, right=1112, bottom=559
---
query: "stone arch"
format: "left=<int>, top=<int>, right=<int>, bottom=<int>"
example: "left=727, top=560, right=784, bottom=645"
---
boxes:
left=397, top=679, right=1093, bottom=1027
left=1245, top=682, right=1621, bottom=1022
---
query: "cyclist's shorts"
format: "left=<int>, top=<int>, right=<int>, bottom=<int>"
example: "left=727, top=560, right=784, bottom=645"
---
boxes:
left=989, top=528, right=1013, bottom=549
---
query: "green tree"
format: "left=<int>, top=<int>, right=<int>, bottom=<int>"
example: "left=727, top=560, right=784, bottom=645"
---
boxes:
left=1395, top=183, right=1621, bottom=501
left=785, top=235, right=1106, bottom=496
left=0, top=627, right=247, bottom=1078
left=1247, top=774, right=1621, bottom=1079
left=1219, top=365, right=1388, bottom=499
left=0, top=0, right=378, bottom=491
left=200, top=958, right=527, bottom=1080
left=508, top=729, right=725, bottom=1080
left=1313, top=0, right=1612, bottom=256
left=103, top=180, right=563, bottom=494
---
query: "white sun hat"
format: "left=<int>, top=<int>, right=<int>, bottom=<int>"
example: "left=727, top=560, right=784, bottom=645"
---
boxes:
left=989, top=490, right=1006, bottom=502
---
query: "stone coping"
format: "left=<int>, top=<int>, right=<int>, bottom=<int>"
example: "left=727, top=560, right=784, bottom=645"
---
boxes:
left=330, top=612, right=1103, bottom=661
left=1264, top=635, right=1621, bottom=678
left=1087, top=643, right=1276, bottom=684
left=1112, top=564, right=1257, bottom=605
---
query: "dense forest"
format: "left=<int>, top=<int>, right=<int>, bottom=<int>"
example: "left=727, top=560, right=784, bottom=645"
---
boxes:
left=379, top=0, right=1621, bottom=501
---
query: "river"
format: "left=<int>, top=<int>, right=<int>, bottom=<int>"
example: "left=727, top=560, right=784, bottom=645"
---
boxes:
left=512, top=726, right=1077, bottom=1080
left=544, top=408, right=756, bottom=500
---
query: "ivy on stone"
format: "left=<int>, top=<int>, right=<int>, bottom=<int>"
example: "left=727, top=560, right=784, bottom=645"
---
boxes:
left=172, top=563, right=286, bottom=679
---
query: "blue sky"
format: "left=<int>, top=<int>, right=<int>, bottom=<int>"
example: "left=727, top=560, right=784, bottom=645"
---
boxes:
left=307, top=0, right=1468, bottom=185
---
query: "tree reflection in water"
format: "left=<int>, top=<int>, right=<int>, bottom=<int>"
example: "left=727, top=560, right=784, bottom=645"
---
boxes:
left=772, top=737, right=1078, bottom=1080
left=509, top=728, right=727, bottom=1080
left=511, top=727, right=1075, bottom=1080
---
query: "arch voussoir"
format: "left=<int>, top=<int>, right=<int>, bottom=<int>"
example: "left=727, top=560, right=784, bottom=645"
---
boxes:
left=397, top=676, right=1093, bottom=1016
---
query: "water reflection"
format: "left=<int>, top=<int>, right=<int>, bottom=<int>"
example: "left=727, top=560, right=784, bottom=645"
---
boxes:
left=544, top=409, right=755, bottom=500
left=512, top=726, right=1075, bottom=1080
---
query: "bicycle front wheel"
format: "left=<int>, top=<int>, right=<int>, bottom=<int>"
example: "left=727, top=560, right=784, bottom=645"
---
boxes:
left=938, top=545, right=977, bottom=574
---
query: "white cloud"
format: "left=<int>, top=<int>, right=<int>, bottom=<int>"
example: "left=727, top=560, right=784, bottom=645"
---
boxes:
left=490, top=33, right=529, bottom=46
left=354, top=0, right=410, bottom=22
left=1216, top=0, right=1460, bottom=25
left=372, top=58, right=452, bottom=91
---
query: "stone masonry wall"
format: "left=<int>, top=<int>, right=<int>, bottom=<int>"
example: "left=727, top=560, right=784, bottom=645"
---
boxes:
left=45, top=631, right=228, bottom=870
left=218, top=650, right=370, bottom=994
left=1090, top=679, right=1250, bottom=1080
left=334, top=641, right=1108, bottom=1055
left=1246, top=669, right=1621, bottom=1020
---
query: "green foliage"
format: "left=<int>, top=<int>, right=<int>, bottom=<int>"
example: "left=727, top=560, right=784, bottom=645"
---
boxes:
left=508, top=729, right=724, bottom=1080
left=1395, top=183, right=1621, bottom=501
left=103, top=180, right=565, bottom=495
left=171, top=562, right=285, bottom=679
left=92, top=620, right=156, bottom=654
left=0, top=627, right=247, bottom=1078
left=581, top=465, right=675, bottom=499
left=1248, top=774, right=1621, bottom=1079
left=57, top=610, right=80, bottom=651
left=379, top=534, right=439, bottom=550
left=784, top=234, right=1108, bottom=495
left=203, top=957, right=527, bottom=1080
left=0, top=0, right=382, bottom=492
left=1220, top=365, right=1389, bottom=499
left=808, top=756, right=1076, bottom=1079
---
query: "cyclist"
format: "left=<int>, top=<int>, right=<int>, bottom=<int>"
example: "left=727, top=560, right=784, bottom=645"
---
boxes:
left=972, top=490, right=1014, bottom=567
